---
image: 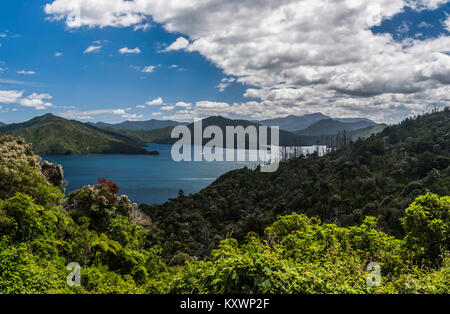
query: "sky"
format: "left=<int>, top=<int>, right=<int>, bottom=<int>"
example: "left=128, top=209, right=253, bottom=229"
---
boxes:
left=0, top=0, right=449, bottom=124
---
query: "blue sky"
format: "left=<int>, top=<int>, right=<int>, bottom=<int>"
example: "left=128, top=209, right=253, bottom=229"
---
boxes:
left=0, top=1, right=449, bottom=124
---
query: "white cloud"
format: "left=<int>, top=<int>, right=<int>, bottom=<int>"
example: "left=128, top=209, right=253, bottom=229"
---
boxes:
left=55, top=52, right=63, bottom=57
left=175, top=101, right=192, bottom=108
left=19, top=93, right=53, bottom=109
left=83, top=45, right=102, bottom=54
left=0, top=89, right=54, bottom=110
left=216, top=77, right=235, bottom=92
left=161, top=105, right=175, bottom=111
left=146, top=97, right=163, bottom=106
left=134, top=23, right=151, bottom=31
left=164, top=37, right=189, bottom=52
left=444, top=15, right=450, bottom=32
left=121, top=113, right=143, bottom=120
left=0, top=89, right=23, bottom=103
left=17, top=70, right=36, bottom=75
left=152, top=112, right=162, bottom=116
left=61, top=108, right=142, bottom=120
left=119, top=47, right=141, bottom=54
left=142, top=66, right=156, bottom=73
left=136, top=105, right=146, bottom=109
left=112, top=109, right=126, bottom=115
left=45, top=0, right=450, bottom=122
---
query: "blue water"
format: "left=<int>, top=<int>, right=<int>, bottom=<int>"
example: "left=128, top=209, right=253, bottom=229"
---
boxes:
left=43, top=144, right=259, bottom=205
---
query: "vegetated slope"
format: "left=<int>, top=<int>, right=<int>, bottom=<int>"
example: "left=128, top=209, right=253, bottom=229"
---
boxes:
left=97, top=126, right=174, bottom=143
left=0, top=122, right=5, bottom=127
left=140, top=108, right=450, bottom=257
left=0, top=113, right=152, bottom=155
left=351, top=123, right=388, bottom=140
left=91, top=119, right=185, bottom=131
left=0, top=134, right=448, bottom=294
left=257, top=113, right=331, bottom=131
left=295, top=118, right=376, bottom=136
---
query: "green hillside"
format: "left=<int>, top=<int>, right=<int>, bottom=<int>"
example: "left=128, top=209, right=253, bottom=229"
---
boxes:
left=351, top=123, right=388, bottom=140
left=97, top=126, right=174, bottom=143
left=0, top=113, right=154, bottom=155
left=141, top=108, right=450, bottom=258
left=0, top=109, right=448, bottom=294
left=0, top=122, right=5, bottom=127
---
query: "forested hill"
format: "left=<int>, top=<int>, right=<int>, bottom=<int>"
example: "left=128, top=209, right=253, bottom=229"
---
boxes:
left=0, top=112, right=448, bottom=294
left=0, top=113, right=154, bottom=155
left=0, top=122, right=5, bottom=127
left=140, top=108, right=450, bottom=257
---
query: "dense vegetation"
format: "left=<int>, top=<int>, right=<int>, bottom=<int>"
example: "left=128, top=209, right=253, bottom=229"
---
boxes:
left=0, top=114, right=154, bottom=155
left=0, top=109, right=448, bottom=294
left=351, top=123, right=387, bottom=140
left=141, top=109, right=449, bottom=257
left=97, top=126, right=174, bottom=144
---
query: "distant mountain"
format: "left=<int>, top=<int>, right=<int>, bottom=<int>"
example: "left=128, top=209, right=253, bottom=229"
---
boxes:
left=0, top=113, right=156, bottom=155
left=257, top=113, right=376, bottom=132
left=0, top=122, right=5, bottom=127
left=90, top=119, right=186, bottom=131
left=258, top=113, right=331, bottom=131
left=154, top=116, right=312, bottom=147
left=295, top=119, right=376, bottom=136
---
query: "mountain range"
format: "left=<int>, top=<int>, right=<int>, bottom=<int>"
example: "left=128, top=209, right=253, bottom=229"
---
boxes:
left=257, top=113, right=376, bottom=132
left=0, top=114, right=156, bottom=155
left=0, top=113, right=386, bottom=154
left=295, top=118, right=376, bottom=136
left=0, top=122, right=5, bottom=127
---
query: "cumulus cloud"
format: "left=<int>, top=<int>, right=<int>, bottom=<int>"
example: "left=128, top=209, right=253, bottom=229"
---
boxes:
left=145, top=97, right=163, bottom=106
left=0, top=89, right=53, bottom=109
left=55, top=52, right=63, bottom=57
left=163, top=37, right=190, bottom=52
left=175, top=101, right=192, bottom=108
left=83, top=45, right=101, bottom=54
left=216, top=77, right=235, bottom=92
left=119, top=47, right=141, bottom=54
left=161, top=105, right=175, bottom=111
left=45, top=0, right=450, bottom=122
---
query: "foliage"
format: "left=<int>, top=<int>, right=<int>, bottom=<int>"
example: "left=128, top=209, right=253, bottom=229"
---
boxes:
left=0, top=109, right=449, bottom=294
left=0, top=114, right=151, bottom=155
left=141, top=108, right=450, bottom=258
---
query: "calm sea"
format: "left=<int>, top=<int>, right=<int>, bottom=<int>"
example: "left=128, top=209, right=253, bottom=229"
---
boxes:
left=43, top=144, right=259, bottom=205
